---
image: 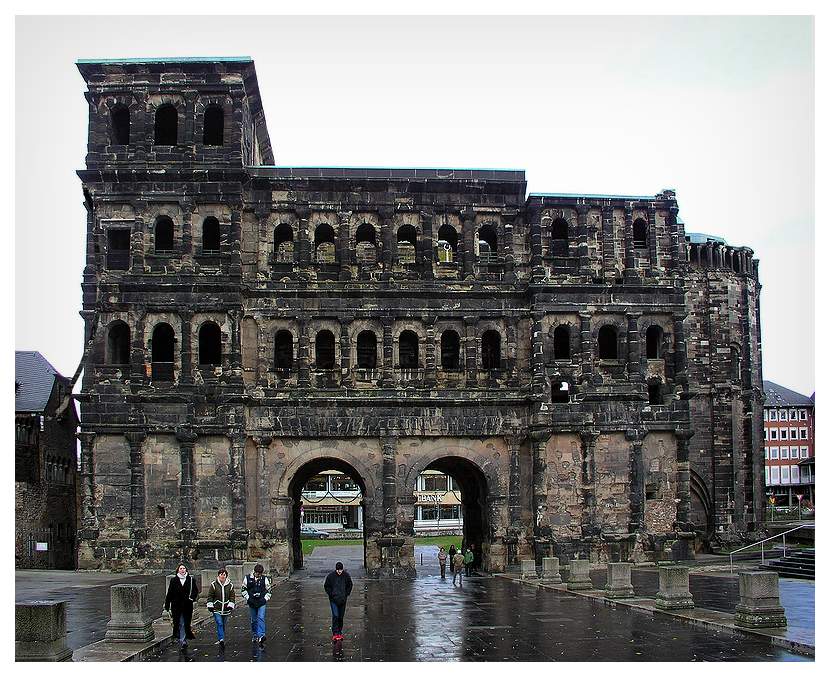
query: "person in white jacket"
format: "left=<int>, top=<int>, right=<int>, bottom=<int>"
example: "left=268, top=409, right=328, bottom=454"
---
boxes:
left=241, top=563, right=272, bottom=646
left=206, top=568, right=236, bottom=648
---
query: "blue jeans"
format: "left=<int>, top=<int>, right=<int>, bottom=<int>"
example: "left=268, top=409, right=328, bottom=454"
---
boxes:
left=330, top=600, right=347, bottom=635
left=178, top=615, right=187, bottom=645
left=213, top=612, right=227, bottom=641
left=249, top=604, right=266, bottom=638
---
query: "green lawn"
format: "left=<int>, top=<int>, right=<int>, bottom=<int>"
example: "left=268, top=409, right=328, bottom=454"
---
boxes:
left=302, top=535, right=463, bottom=556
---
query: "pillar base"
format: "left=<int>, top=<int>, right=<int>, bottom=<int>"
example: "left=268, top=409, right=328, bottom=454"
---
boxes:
left=735, top=604, right=788, bottom=628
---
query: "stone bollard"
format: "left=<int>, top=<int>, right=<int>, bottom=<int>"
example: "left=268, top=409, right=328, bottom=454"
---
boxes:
left=655, top=566, right=694, bottom=610
left=520, top=559, right=538, bottom=579
left=15, top=601, right=73, bottom=662
left=604, top=562, right=634, bottom=599
left=105, top=584, right=155, bottom=642
left=566, top=558, right=593, bottom=591
left=541, top=557, right=563, bottom=583
left=735, top=571, right=787, bottom=628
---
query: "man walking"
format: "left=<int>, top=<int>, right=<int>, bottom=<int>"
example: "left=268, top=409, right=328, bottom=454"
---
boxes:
left=241, top=563, right=271, bottom=647
left=437, top=546, right=448, bottom=578
left=464, top=547, right=474, bottom=577
left=452, top=549, right=465, bottom=586
left=324, top=561, right=353, bottom=641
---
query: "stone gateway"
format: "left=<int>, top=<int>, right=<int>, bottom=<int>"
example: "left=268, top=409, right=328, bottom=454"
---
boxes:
left=75, top=58, right=764, bottom=576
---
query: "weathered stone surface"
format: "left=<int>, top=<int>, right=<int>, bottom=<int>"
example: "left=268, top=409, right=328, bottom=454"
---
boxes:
left=541, top=557, right=562, bottom=583
left=15, top=601, right=73, bottom=662
left=567, top=559, right=593, bottom=591
left=105, top=584, right=155, bottom=642
left=734, top=571, right=787, bottom=628
left=520, top=559, right=537, bottom=579
left=655, top=566, right=694, bottom=610
left=604, top=562, right=634, bottom=599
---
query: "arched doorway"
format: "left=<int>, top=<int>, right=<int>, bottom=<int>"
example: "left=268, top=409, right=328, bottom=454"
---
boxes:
left=286, top=457, right=367, bottom=574
left=418, top=456, right=490, bottom=572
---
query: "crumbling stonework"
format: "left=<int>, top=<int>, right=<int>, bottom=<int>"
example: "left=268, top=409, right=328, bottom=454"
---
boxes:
left=75, top=58, right=763, bottom=576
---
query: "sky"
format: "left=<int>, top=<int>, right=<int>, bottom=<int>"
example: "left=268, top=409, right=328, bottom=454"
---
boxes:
left=13, top=14, right=815, bottom=396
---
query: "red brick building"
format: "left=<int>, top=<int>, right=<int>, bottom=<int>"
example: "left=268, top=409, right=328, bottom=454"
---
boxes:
left=763, top=380, right=814, bottom=510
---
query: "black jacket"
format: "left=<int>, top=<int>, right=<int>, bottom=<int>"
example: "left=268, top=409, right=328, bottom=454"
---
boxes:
left=324, top=570, right=353, bottom=605
left=164, top=574, right=199, bottom=611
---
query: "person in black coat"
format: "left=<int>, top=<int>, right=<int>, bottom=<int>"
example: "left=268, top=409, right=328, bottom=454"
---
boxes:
left=164, top=563, right=200, bottom=649
left=323, top=561, right=353, bottom=641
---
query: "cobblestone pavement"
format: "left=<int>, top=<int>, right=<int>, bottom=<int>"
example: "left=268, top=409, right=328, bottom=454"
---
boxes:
left=150, top=547, right=808, bottom=662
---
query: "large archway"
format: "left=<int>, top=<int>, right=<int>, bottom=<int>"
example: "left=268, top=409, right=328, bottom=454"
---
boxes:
left=286, top=457, right=368, bottom=574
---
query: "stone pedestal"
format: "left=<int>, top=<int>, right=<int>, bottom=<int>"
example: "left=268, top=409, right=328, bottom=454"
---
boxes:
left=105, top=584, right=155, bottom=642
left=734, top=571, right=787, bottom=628
left=655, top=566, right=694, bottom=610
left=567, top=558, right=593, bottom=590
left=541, top=557, right=562, bottom=583
left=604, top=562, right=634, bottom=599
left=15, top=601, right=73, bottom=661
left=520, top=559, right=538, bottom=579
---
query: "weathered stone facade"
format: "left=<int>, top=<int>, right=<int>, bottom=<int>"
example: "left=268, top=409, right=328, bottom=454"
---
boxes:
left=75, top=58, right=764, bottom=576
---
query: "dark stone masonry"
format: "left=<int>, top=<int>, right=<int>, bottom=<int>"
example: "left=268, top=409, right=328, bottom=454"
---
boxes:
left=75, top=57, right=764, bottom=577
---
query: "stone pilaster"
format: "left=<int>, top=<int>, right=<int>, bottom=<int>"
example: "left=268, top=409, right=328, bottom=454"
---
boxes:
left=647, top=207, right=658, bottom=275
left=130, top=310, right=146, bottom=383
left=579, top=312, right=593, bottom=385
left=125, top=431, right=147, bottom=535
left=295, top=206, right=311, bottom=266
left=674, top=429, right=694, bottom=529
left=252, top=436, right=273, bottom=529
left=507, top=435, right=523, bottom=527
left=601, top=206, right=615, bottom=279
left=503, top=219, right=516, bottom=283
left=626, top=312, right=642, bottom=383
left=580, top=430, right=599, bottom=537
left=340, top=318, right=352, bottom=385
left=576, top=204, right=591, bottom=277
left=528, top=205, right=545, bottom=282
left=381, top=436, right=397, bottom=533
left=228, top=432, right=247, bottom=535
left=380, top=208, right=393, bottom=280
left=297, top=320, right=310, bottom=387
left=380, top=317, right=394, bottom=387
left=179, top=311, right=194, bottom=385
left=228, top=205, right=242, bottom=277
left=531, top=431, right=550, bottom=523
left=464, top=316, right=478, bottom=387
left=338, top=211, right=352, bottom=281
left=130, top=210, right=146, bottom=274
left=623, top=206, right=637, bottom=282
left=77, top=431, right=98, bottom=533
left=175, top=429, right=198, bottom=537
left=419, top=209, right=434, bottom=280
left=626, top=429, right=645, bottom=533
left=424, top=315, right=437, bottom=387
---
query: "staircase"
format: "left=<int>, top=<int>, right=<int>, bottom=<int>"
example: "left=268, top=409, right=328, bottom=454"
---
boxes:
left=760, top=548, right=815, bottom=580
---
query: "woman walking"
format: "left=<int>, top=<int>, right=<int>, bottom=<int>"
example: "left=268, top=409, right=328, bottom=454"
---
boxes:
left=437, top=546, right=448, bottom=578
left=448, top=544, right=457, bottom=573
left=206, top=567, right=236, bottom=649
left=164, top=563, right=200, bottom=650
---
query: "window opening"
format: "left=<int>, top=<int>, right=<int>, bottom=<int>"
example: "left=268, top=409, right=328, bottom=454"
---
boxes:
left=106, top=228, right=130, bottom=270
left=551, top=218, right=568, bottom=256
left=553, top=325, right=570, bottom=360
left=633, top=218, right=648, bottom=248
left=198, top=322, right=222, bottom=366
left=274, top=223, right=294, bottom=262
left=437, top=224, right=458, bottom=262
left=648, top=382, right=662, bottom=405
left=440, top=330, right=461, bottom=369
left=481, top=330, right=501, bottom=369
left=477, top=225, right=498, bottom=262
left=356, top=331, right=378, bottom=369
left=314, top=224, right=336, bottom=263
left=315, top=330, right=335, bottom=369
left=202, top=217, right=220, bottom=253
left=397, top=224, right=417, bottom=264
left=598, top=325, right=618, bottom=359
left=399, top=330, right=419, bottom=368
left=646, top=325, right=663, bottom=359
left=107, top=321, right=130, bottom=365
left=111, top=105, right=130, bottom=145
left=203, top=105, right=224, bottom=146
left=274, top=330, right=294, bottom=370
left=154, top=216, right=174, bottom=252
left=551, top=380, right=570, bottom=403
left=154, top=104, right=178, bottom=145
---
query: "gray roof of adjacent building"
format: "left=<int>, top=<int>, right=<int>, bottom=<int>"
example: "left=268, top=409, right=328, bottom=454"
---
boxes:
left=763, top=380, right=814, bottom=408
left=15, top=351, right=62, bottom=413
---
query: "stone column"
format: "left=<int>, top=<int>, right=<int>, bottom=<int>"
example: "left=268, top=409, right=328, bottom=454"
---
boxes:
left=735, top=571, right=787, bottom=628
left=180, top=311, right=194, bottom=385
left=604, top=562, right=634, bottom=599
left=424, top=315, right=437, bottom=387
left=78, top=430, right=98, bottom=532
left=125, top=432, right=147, bottom=535
left=579, top=312, right=593, bottom=386
left=252, top=436, right=272, bottom=529
left=528, top=204, right=545, bottom=282
left=647, top=207, right=658, bottom=275
left=506, top=318, right=519, bottom=386
left=542, top=557, right=562, bottom=582
left=530, top=312, right=546, bottom=403
left=507, top=436, right=523, bottom=528
left=672, top=313, right=689, bottom=388
left=655, top=566, right=694, bottom=610
left=15, top=602, right=72, bottom=662
left=340, top=318, right=352, bottom=386
left=601, top=206, right=615, bottom=278
left=531, top=432, right=550, bottom=522
left=338, top=211, right=352, bottom=281
left=626, top=313, right=642, bottom=383
left=229, top=308, right=242, bottom=376
left=674, top=429, right=694, bottom=529
left=419, top=209, right=434, bottom=280
left=380, top=316, right=394, bottom=387
left=576, top=204, right=591, bottom=276
left=380, top=208, right=394, bottom=280
left=580, top=431, right=599, bottom=537
left=464, top=316, right=478, bottom=387
left=296, top=206, right=311, bottom=266
left=667, top=204, right=680, bottom=270
left=176, top=429, right=198, bottom=537
left=297, top=320, right=310, bottom=387
left=228, top=206, right=243, bottom=277
left=626, top=429, right=645, bottom=534
left=381, top=436, right=398, bottom=533
left=180, top=198, right=194, bottom=265
left=105, top=584, right=155, bottom=642
left=228, top=433, right=247, bottom=535
left=130, top=310, right=147, bottom=383
left=623, top=206, right=637, bottom=282
left=461, top=208, right=476, bottom=279
left=503, top=219, right=516, bottom=283
left=567, top=559, right=593, bottom=590
left=130, top=211, right=146, bottom=274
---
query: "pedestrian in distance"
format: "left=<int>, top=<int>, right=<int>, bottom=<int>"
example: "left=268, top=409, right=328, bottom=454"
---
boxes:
left=324, top=561, right=353, bottom=641
left=241, top=563, right=272, bottom=647
left=164, top=563, right=200, bottom=650
left=452, top=549, right=465, bottom=586
left=448, top=544, right=457, bottom=573
left=464, top=547, right=474, bottom=577
left=437, top=546, right=448, bottom=578
left=206, top=567, right=236, bottom=649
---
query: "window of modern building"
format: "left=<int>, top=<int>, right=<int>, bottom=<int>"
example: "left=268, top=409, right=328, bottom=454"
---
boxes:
left=111, top=105, right=130, bottom=145
left=780, top=428, right=788, bottom=440
left=396, top=224, right=417, bottom=264
left=202, top=217, right=220, bottom=253
left=646, top=325, right=663, bottom=359
left=481, top=330, right=501, bottom=369
left=441, top=330, right=461, bottom=369
left=789, top=409, right=798, bottom=420
left=305, top=475, right=328, bottom=492
left=550, top=218, right=568, bottom=255
left=779, top=408, right=787, bottom=419
left=770, top=466, right=780, bottom=484
left=314, top=224, right=336, bottom=263
left=440, top=505, right=460, bottom=520
left=790, top=427, right=798, bottom=440
left=764, top=447, right=769, bottom=460
left=781, top=466, right=790, bottom=484
left=355, top=223, right=378, bottom=265
left=198, top=322, right=222, bottom=366
left=781, top=447, right=789, bottom=460
left=598, top=325, right=618, bottom=359
left=154, top=104, right=178, bottom=145
left=791, top=465, right=800, bottom=484
left=770, top=429, right=778, bottom=440
left=422, top=474, right=449, bottom=492
left=356, top=331, right=377, bottom=369
left=315, top=330, right=336, bottom=369
left=330, top=475, right=358, bottom=492
left=399, top=330, right=419, bottom=368
left=770, top=447, right=779, bottom=459
left=106, top=228, right=131, bottom=270
left=553, top=325, right=570, bottom=360
left=632, top=218, right=648, bottom=247
left=800, top=446, right=809, bottom=459
left=203, top=105, right=224, bottom=146
left=765, top=466, right=770, bottom=485
left=770, top=410, right=778, bottom=421
left=106, top=321, right=131, bottom=365
left=154, top=216, right=174, bottom=252
left=273, top=223, right=294, bottom=262
left=799, top=409, right=808, bottom=420
left=274, top=330, right=293, bottom=370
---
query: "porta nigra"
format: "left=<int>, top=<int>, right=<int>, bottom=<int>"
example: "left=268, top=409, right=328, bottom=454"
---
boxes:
left=75, top=58, right=765, bottom=576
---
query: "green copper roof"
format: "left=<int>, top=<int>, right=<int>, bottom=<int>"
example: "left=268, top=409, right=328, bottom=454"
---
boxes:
left=76, top=56, right=252, bottom=65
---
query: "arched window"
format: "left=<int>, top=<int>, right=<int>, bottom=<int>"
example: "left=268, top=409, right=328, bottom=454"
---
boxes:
left=437, top=224, right=458, bottom=262
left=356, top=331, right=377, bottom=369
left=440, top=330, right=460, bottom=369
left=477, top=225, right=498, bottom=262
left=315, top=330, right=335, bottom=368
left=202, top=217, right=220, bottom=253
left=314, top=224, right=336, bottom=263
left=481, top=330, right=501, bottom=369
left=551, top=218, right=568, bottom=256
left=646, top=325, right=663, bottom=359
left=553, top=325, right=570, bottom=360
left=399, top=330, right=419, bottom=368
left=274, top=223, right=294, bottom=262
left=111, top=105, right=130, bottom=145
left=633, top=218, right=648, bottom=248
left=203, top=105, right=224, bottom=146
left=648, top=382, right=662, bottom=405
left=397, top=224, right=417, bottom=264
left=597, top=325, right=618, bottom=359
left=732, top=252, right=741, bottom=273
left=551, top=380, right=570, bottom=404
left=198, top=322, right=222, bottom=366
left=355, top=223, right=377, bottom=265
left=274, top=330, right=293, bottom=370
left=154, top=216, right=174, bottom=252
left=154, top=104, right=178, bottom=145
left=151, top=323, right=175, bottom=381
left=107, top=321, right=130, bottom=365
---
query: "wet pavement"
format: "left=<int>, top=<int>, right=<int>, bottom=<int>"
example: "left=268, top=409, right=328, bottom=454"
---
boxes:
left=150, top=546, right=809, bottom=662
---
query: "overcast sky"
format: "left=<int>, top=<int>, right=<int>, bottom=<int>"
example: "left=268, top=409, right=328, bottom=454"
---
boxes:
left=14, top=15, right=814, bottom=395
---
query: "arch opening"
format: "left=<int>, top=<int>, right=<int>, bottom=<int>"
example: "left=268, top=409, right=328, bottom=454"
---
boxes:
left=203, top=105, right=224, bottom=146
left=111, top=105, right=130, bottom=145
left=154, top=104, right=178, bottom=145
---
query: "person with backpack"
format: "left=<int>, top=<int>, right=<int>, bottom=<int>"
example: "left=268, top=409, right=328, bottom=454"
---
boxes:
left=163, top=563, right=200, bottom=650
left=323, top=561, right=353, bottom=641
left=241, top=563, right=271, bottom=647
left=206, top=567, right=236, bottom=648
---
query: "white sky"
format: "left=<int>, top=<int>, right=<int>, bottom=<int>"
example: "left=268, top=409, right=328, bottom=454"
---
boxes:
left=13, top=14, right=815, bottom=395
